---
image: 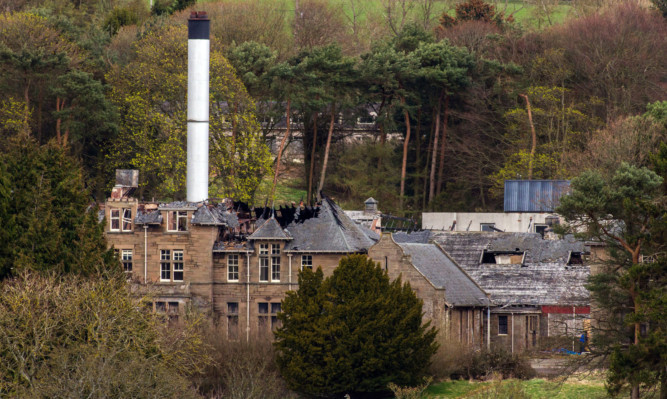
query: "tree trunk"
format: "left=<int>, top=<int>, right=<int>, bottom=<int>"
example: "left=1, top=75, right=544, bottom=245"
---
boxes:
left=55, top=97, right=63, bottom=145
left=429, top=95, right=442, bottom=205
left=231, top=102, right=238, bottom=179
left=399, top=96, right=411, bottom=212
left=271, top=100, right=291, bottom=200
left=520, top=94, right=537, bottom=180
left=436, top=94, right=449, bottom=196
left=316, top=106, right=335, bottom=201
left=23, top=80, right=30, bottom=133
left=422, top=108, right=435, bottom=211
left=307, top=112, right=318, bottom=204
left=631, top=249, right=641, bottom=399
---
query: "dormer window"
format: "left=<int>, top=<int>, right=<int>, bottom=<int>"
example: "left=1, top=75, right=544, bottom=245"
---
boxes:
left=167, top=211, right=188, bottom=232
left=110, top=208, right=132, bottom=232
left=567, top=251, right=583, bottom=265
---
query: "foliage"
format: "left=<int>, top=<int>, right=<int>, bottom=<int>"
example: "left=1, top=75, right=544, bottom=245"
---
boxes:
left=196, top=326, right=298, bottom=399
left=106, top=24, right=271, bottom=202
left=104, top=7, right=140, bottom=35
left=490, top=150, right=564, bottom=198
left=0, top=137, right=115, bottom=279
left=274, top=255, right=438, bottom=396
left=388, top=376, right=433, bottom=399
left=461, top=350, right=536, bottom=380
left=0, top=272, right=209, bottom=398
left=556, top=163, right=666, bottom=397
left=436, top=0, right=513, bottom=31
left=327, top=140, right=402, bottom=214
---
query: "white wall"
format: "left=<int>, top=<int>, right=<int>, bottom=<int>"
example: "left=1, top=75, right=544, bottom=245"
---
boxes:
left=422, top=212, right=560, bottom=233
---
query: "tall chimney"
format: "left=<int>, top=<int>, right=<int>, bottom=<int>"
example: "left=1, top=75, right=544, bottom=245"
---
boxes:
left=187, top=11, right=210, bottom=203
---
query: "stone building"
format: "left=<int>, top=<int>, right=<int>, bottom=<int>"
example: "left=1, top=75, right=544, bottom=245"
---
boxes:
left=103, top=184, right=378, bottom=340
left=368, top=234, right=490, bottom=349
left=430, top=231, right=591, bottom=353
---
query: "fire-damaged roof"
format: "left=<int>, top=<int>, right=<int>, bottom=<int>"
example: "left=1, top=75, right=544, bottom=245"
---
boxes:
left=248, top=197, right=377, bottom=253
left=135, top=210, right=162, bottom=225
left=397, top=241, right=489, bottom=307
left=249, top=217, right=292, bottom=240
left=430, top=232, right=590, bottom=306
left=191, top=204, right=239, bottom=227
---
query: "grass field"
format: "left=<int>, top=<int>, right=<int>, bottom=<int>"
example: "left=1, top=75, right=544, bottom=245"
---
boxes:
left=194, top=0, right=574, bottom=29
left=425, top=377, right=607, bottom=398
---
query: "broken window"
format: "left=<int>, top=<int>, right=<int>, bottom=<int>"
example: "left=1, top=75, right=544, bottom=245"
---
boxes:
left=301, top=255, right=313, bottom=270
left=227, top=302, right=239, bottom=340
left=498, top=315, right=508, bottom=335
left=534, top=224, right=548, bottom=238
left=122, top=209, right=132, bottom=231
left=167, top=211, right=188, bottom=232
left=228, top=254, right=239, bottom=282
left=567, top=252, right=583, bottom=265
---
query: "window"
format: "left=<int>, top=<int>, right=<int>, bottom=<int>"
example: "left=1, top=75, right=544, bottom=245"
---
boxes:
left=121, top=249, right=133, bottom=273
left=259, top=257, right=269, bottom=282
left=167, top=211, right=188, bottom=232
left=122, top=208, right=132, bottom=231
left=154, top=301, right=179, bottom=321
left=258, top=302, right=269, bottom=329
left=110, top=209, right=120, bottom=231
left=480, top=223, right=497, bottom=232
left=301, top=255, right=312, bottom=270
left=110, top=208, right=132, bottom=232
left=271, top=302, right=281, bottom=330
left=160, top=250, right=171, bottom=281
left=173, top=250, right=184, bottom=281
left=481, top=250, right=524, bottom=265
left=271, top=244, right=281, bottom=282
left=498, top=315, right=508, bottom=335
left=228, top=254, right=239, bottom=282
left=534, top=224, right=548, bottom=238
left=259, top=243, right=269, bottom=255
left=227, top=302, right=239, bottom=340
left=160, top=249, right=184, bottom=282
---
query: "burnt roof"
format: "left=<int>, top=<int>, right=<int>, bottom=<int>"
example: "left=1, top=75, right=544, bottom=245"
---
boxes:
left=430, top=232, right=589, bottom=306
left=397, top=242, right=489, bottom=307
left=282, top=197, right=377, bottom=252
left=135, top=210, right=162, bottom=225
left=192, top=204, right=239, bottom=227
left=249, top=217, right=292, bottom=240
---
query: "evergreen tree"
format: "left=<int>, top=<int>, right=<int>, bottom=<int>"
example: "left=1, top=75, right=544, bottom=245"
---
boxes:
left=274, top=255, right=437, bottom=397
left=0, top=136, right=115, bottom=279
left=556, top=163, right=666, bottom=399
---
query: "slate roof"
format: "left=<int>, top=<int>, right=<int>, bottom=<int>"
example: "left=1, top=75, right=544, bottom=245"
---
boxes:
left=430, top=232, right=589, bottom=306
left=392, top=230, right=431, bottom=244
left=192, top=204, right=239, bottom=227
left=397, top=242, right=489, bottom=307
left=283, top=198, right=378, bottom=252
left=249, top=217, right=292, bottom=240
left=135, top=210, right=163, bottom=225
left=158, top=201, right=199, bottom=210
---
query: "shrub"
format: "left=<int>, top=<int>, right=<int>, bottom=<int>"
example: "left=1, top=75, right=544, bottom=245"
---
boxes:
left=465, top=350, right=536, bottom=380
left=388, top=377, right=433, bottom=399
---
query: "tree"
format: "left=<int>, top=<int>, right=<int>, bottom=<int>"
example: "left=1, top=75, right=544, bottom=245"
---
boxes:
left=556, top=163, right=666, bottom=399
left=274, top=255, right=438, bottom=396
left=0, top=272, right=208, bottom=398
left=0, top=136, right=115, bottom=280
left=106, top=25, right=271, bottom=202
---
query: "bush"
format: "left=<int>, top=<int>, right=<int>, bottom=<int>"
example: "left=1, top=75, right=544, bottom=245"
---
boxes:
left=464, top=350, right=536, bottom=380
left=196, top=325, right=297, bottom=399
left=388, top=377, right=433, bottom=399
left=429, top=335, right=476, bottom=379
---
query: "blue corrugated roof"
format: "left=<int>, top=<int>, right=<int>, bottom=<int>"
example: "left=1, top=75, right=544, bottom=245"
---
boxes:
left=504, top=180, right=570, bottom=212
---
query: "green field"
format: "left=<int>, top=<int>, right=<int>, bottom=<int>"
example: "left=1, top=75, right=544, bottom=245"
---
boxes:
left=425, top=378, right=607, bottom=398
left=194, top=0, right=574, bottom=29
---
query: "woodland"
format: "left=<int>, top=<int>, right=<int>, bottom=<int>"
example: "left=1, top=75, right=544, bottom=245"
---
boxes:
left=0, top=0, right=664, bottom=217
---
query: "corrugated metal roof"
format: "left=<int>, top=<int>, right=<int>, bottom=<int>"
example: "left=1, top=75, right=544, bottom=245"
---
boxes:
left=504, top=180, right=570, bottom=212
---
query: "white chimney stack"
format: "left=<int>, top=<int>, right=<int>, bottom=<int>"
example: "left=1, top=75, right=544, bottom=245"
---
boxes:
left=186, top=11, right=210, bottom=203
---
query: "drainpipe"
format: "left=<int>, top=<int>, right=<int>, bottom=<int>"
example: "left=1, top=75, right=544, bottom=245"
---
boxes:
left=487, top=304, right=491, bottom=351
left=246, top=253, right=250, bottom=343
left=288, top=254, right=292, bottom=291
left=572, top=305, right=576, bottom=352
left=143, top=225, right=148, bottom=284
left=511, top=313, right=516, bottom=353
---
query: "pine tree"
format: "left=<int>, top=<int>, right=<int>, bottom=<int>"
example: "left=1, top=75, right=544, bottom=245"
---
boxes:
left=274, top=254, right=438, bottom=397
